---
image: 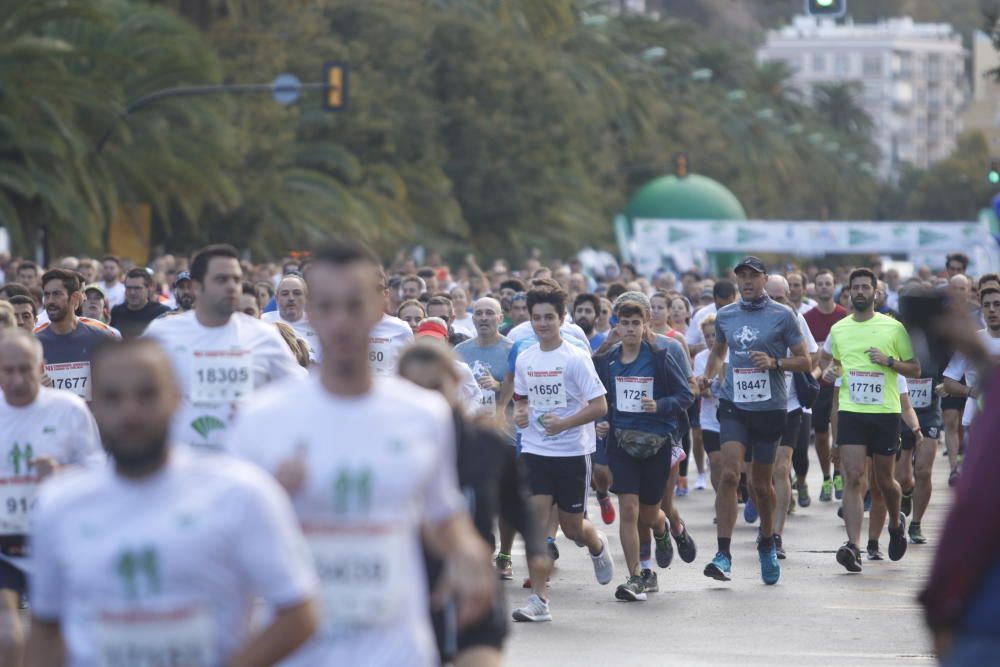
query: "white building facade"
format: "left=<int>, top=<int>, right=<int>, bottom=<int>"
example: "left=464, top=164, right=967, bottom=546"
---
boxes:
left=758, top=16, right=967, bottom=180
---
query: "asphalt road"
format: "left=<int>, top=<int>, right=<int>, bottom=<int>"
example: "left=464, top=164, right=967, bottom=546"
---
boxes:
left=504, top=455, right=946, bottom=667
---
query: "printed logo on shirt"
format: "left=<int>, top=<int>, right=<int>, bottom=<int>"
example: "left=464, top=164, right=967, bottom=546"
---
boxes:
left=42, top=426, right=56, bottom=434
left=116, top=546, right=160, bottom=599
left=331, top=468, right=373, bottom=515
left=190, top=415, right=226, bottom=439
left=7, top=443, right=35, bottom=476
left=734, top=326, right=760, bottom=351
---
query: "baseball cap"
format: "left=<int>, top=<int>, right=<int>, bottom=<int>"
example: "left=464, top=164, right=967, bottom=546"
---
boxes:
left=734, top=256, right=767, bottom=274
left=173, top=271, right=191, bottom=287
left=416, top=318, right=449, bottom=340
left=83, top=284, right=107, bottom=299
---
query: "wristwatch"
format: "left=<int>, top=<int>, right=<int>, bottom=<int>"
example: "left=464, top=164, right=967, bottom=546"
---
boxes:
left=887, top=357, right=895, bottom=368
left=776, top=358, right=783, bottom=370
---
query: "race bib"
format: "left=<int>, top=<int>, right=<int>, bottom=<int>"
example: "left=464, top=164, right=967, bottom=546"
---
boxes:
left=733, top=368, right=771, bottom=404
left=46, top=361, right=91, bottom=400
left=847, top=370, right=885, bottom=405
left=190, top=350, right=253, bottom=403
left=907, top=378, right=933, bottom=409
left=0, top=477, right=38, bottom=536
left=480, top=390, right=497, bottom=415
left=369, top=338, right=393, bottom=376
left=93, top=606, right=214, bottom=667
left=616, top=377, right=653, bottom=413
left=527, top=369, right=566, bottom=410
left=308, top=527, right=406, bottom=631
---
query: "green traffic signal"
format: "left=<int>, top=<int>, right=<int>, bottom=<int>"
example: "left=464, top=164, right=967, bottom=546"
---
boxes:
left=807, top=0, right=846, bottom=17
left=990, top=171, right=1000, bottom=185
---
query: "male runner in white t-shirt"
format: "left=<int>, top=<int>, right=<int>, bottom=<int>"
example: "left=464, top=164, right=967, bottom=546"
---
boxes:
left=25, top=338, right=319, bottom=667
left=369, top=266, right=414, bottom=376
left=228, top=241, right=493, bottom=667
left=262, top=274, right=320, bottom=363
left=144, top=244, right=307, bottom=451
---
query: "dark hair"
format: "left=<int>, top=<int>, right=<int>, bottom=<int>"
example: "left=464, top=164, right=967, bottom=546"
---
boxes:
left=946, top=253, right=969, bottom=270
left=125, top=267, right=152, bottom=287
left=17, top=261, right=39, bottom=274
left=417, top=267, right=436, bottom=279
left=41, top=268, right=81, bottom=295
left=713, top=280, right=736, bottom=300
left=978, top=273, right=999, bottom=289
left=254, top=280, right=275, bottom=299
left=616, top=302, right=648, bottom=320
left=311, top=240, right=381, bottom=268
left=620, top=263, right=638, bottom=276
left=0, top=283, right=30, bottom=299
left=606, top=283, right=628, bottom=302
left=242, top=281, right=257, bottom=296
left=573, top=293, right=600, bottom=314
left=397, top=299, right=426, bottom=318
left=786, top=271, right=805, bottom=284
left=814, top=269, right=835, bottom=282
left=526, top=286, right=567, bottom=318
left=190, top=244, right=239, bottom=283
left=500, top=279, right=526, bottom=293
left=8, top=294, right=36, bottom=316
left=529, top=277, right=561, bottom=291
left=426, top=295, right=454, bottom=319
left=682, top=269, right=701, bottom=281
left=848, top=268, right=878, bottom=289
left=980, top=287, right=1000, bottom=303
left=101, top=255, right=121, bottom=266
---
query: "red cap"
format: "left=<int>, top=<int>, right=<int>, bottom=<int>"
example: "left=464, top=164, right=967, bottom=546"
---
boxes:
left=416, top=319, right=449, bottom=340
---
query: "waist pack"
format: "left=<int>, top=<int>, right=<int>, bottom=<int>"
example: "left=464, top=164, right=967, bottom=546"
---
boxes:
left=793, top=371, right=820, bottom=409
left=615, top=428, right=670, bottom=460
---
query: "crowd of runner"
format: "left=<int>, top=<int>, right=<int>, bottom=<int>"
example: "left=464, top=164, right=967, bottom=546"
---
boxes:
left=0, top=244, right=993, bottom=666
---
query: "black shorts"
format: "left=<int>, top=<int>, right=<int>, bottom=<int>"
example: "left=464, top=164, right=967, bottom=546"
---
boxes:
left=812, top=385, right=836, bottom=433
left=609, top=440, right=672, bottom=506
left=900, top=421, right=943, bottom=450
left=687, top=401, right=701, bottom=430
left=717, top=400, right=785, bottom=465
left=522, top=453, right=591, bottom=514
left=781, top=408, right=803, bottom=448
left=941, top=395, right=966, bottom=412
left=703, top=429, right=721, bottom=454
left=836, top=411, right=900, bottom=457
left=432, top=583, right=508, bottom=659
left=0, top=558, right=26, bottom=595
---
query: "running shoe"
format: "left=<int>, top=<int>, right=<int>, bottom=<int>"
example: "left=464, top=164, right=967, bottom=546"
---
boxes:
left=863, top=491, right=872, bottom=513
left=640, top=568, right=659, bottom=593
left=704, top=552, right=732, bottom=582
left=866, top=543, right=884, bottom=561
left=908, top=522, right=927, bottom=545
left=591, top=532, right=614, bottom=585
left=546, top=537, right=559, bottom=562
left=615, top=575, right=647, bottom=602
left=654, top=529, right=674, bottom=569
left=676, top=478, right=689, bottom=497
left=797, top=483, right=811, bottom=508
left=598, top=494, right=616, bottom=525
left=901, top=491, right=913, bottom=517
left=888, top=512, right=908, bottom=561
left=694, top=472, right=708, bottom=490
left=774, top=534, right=786, bottom=560
left=819, top=478, right=833, bottom=502
left=496, top=554, right=513, bottom=581
left=512, top=594, right=552, bottom=622
left=836, top=542, right=863, bottom=573
left=673, top=526, right=697, bottom=564
left=948, top=468, right=959, bottom=488
left=759, top=544, right=780, bottom=585
left=833, top=473, right=844, bottom=500
left=744, top=497, right=758, bottom=524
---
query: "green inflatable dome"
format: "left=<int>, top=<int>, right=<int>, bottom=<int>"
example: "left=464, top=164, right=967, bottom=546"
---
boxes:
left=624, top=174, right=747, bottom=221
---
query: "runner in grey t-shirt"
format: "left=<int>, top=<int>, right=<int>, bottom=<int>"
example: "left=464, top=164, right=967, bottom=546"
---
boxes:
left=695, top=257, right=811, bottom=588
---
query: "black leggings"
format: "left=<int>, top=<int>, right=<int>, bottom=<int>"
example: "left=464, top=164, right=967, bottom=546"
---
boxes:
left=792, top=412, right=812, bottom=479
left=679, top=431, right=692, bottom=477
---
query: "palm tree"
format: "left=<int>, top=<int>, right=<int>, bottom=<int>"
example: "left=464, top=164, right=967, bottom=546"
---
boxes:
left=812, top=81, right=874, bottom=138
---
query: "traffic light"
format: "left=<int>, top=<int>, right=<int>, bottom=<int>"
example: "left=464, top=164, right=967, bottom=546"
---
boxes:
left=323, top=62, right=348, bottom=111
left=990, top=159, right=1000, bottom=185
left=806, top=0, right=847, bottom=18
left=673, top=152, right=689, bottom=178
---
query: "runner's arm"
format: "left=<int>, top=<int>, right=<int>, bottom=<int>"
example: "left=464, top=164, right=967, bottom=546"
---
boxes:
left=24, top=619, right=64, bottom=667
left=227, top=600, right=319, bottom=667
left=779, top=340, right=812, bottom=373
left=942, top=377, right=977, bottom=399
left=423, top=512, right=495, bottom=628
left=702, top=337, right=728, bottom=381
left=655, top=353, right=694, bottom=416
left=900, top=394, right=921, bottom=436
left=885, top=357, right=920, bottom=379
left=552, top=395, right=608, bottom=431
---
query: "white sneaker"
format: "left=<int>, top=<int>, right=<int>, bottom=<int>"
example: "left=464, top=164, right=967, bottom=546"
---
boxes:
left=694, top=472, right=707, bottom=490
left=512, top=594, right=552, bottom=622
left=591, top=532, right=614, bottom=585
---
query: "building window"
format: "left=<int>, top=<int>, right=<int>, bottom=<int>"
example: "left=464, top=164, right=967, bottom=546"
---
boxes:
left=835, top=54, right=850, bottom=75
left=862, top=56, right=881, bottom=76
left=813, top=53, right=826, bottom=73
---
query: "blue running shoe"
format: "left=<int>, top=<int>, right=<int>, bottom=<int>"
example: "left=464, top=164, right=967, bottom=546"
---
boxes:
left=703, top=552, right=732, bottom=582
left=744, top=497, right=758, bottom=524
left=759, top=546, right=780, bottom=585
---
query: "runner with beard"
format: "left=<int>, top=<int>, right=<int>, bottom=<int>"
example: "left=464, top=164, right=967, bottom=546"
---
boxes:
left=172, top=271, right=196, bottom=312
left=262, top=274, right=319, bottom=363
left=573, top=294, right=606, bottom=352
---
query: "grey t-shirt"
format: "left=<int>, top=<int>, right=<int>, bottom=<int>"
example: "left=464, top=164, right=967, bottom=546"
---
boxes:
left=715, top=299, right=803, bottom=412
left=454, top=336, right=514, bottom=399
left=653, top=334, right=693, bottom=378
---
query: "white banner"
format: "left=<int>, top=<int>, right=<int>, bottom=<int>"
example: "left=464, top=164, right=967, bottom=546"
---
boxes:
left=631, top=219, right=992, bottom=276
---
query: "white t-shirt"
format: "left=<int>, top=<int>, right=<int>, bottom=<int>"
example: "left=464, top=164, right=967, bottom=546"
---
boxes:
left=144, top=311, right=307, bottom=451
left=943, top=329, right=1000, bottom=427
left=685, top=303, right=718, bottom=348
left=785, top=312, right=819, bottom=413
left=693, top=350, right=719, bottom=432
left=30, top=447, right=318, bottom=667
left=455, top=360, right=486, bottom=417
left=100, top=281, right=126, bottom=308
left=507, top=320, right=590, bottom=350
left=262, top=311, right=320, bottom=363
left=227, top=375, right=464, bottom=667
left=451, top=314, right=477, bottom=340
left=369, top=314, right=413, bottom=377
left=0, top=388, right=102, bottom=538
left=514, top=341, right=607, bottom=457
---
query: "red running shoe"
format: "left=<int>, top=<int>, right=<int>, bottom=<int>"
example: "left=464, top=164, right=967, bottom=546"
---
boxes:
left=599, top=494, right=616, bottom=524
